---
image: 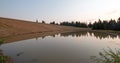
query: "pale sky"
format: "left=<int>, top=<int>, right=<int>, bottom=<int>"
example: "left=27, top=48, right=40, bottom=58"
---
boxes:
left=0, top=0, right=120, bottom=23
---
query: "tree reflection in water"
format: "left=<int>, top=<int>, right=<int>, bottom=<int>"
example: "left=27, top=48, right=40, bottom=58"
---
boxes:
left=60, top=31, right=120, bottom=39
left=60, top=31, right=88, bottom=37
left=90, top=48, right=120, bottom=63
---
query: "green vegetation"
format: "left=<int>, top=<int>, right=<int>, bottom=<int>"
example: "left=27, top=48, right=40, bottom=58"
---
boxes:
left=0, top=39, right=4, bottom=45
left=49, top=17, right=120, bottom=31
left=60, top=21, right=88, bottom=28
left=50, top=21, right=55, bottom=24
left=0, top=55, right=8, bottom=63
left=90, top=17, right=120, bottom=30
left=42, top=20, right=45, bottom=24
left=0, top=39, right=7, bottom=63
left=91, top=48, right=120, bottom=63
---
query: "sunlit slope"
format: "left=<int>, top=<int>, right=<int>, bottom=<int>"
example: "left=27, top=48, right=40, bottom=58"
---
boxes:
left=0, top=17, right=88, bottom=37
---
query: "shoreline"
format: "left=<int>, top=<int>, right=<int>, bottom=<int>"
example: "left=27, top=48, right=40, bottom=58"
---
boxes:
left=89, top=30, right=120, bottom=35
left=0, top=17, right=120, bottom=43
left=0, top=17, right=90, bottom=43
left=2, top=28, right=120, bottom=43
left=2, top=28, right=90, bottom=43
left=1, top=29, right=120, bottom=63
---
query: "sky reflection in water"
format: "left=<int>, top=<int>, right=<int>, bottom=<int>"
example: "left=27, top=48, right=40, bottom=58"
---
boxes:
left=0, top=31, right=120, bottom=63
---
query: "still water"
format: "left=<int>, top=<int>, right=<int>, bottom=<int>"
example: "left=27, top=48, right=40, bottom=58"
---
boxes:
left=0, top=31, right=120, bottom=63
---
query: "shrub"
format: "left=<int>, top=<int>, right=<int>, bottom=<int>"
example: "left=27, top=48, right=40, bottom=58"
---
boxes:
left=0, top=55, right=8, bottom=63
left=0, top=39, right=4, bottom=45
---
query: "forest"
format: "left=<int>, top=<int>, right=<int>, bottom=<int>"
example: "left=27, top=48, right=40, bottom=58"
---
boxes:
left=50, top=17, right=120, bottom=31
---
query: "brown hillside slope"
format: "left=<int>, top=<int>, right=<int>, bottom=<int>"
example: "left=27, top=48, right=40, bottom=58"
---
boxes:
left=0, top=17, right=89, bottom=39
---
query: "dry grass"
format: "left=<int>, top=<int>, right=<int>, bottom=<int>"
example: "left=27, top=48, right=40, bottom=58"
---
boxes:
left=0, top=17, right=90, bottom=43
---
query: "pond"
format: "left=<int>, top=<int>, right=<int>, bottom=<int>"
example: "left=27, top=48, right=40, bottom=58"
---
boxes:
left=0, top=31, right=120, bottom=63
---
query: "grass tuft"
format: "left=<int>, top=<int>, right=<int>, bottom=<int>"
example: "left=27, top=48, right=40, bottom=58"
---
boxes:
left=90, top=48, right=120, bottom=63
left=0, top=39, right=4, bottom=45
left=0, top=55, right=8, bottom=63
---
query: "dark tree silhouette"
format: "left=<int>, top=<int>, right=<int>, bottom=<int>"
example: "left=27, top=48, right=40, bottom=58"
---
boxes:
left=42, top=20, right=45, bottom=24
left=60, top=21, right=88, bottom=28
left=36, top=20, right=38, bottom=23
left=90, top=17, right=120, bottom=31
left=116, top=17, right=120, bottom=30
left=50, top=21, right=55, bottom=24
left=88, top=22, right=92, bottom=28
left=48, top=17, right=120, bottom=31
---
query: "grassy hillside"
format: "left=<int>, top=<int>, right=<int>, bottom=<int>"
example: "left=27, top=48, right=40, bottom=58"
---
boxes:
left=0, top=17, right=89, bottom=39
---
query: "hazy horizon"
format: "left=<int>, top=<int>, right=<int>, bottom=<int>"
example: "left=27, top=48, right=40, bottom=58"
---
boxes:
left=0, top=0, right=120, bottom=23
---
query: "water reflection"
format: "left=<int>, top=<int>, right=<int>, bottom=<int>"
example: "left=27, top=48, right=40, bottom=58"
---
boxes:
left=60, top=31, right=119, bottom=40
left=60, top=31, right=88, bottom=37
left=1, top=31, right=120, bottom=63
left=16, top=52, right=24, bottom=56
left=3, top=31, right=120, bottom=43
left=90, top=48, right=120, bottom=63
left=0, top=44, right=10, bottom=63
left=41, top=34, right=56, bottom=39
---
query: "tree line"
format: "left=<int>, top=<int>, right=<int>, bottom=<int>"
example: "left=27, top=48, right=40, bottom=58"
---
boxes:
left=60, top=21, right=87, bottom=28
left=37, top=17, right=120, bottom=31
left=90, top=17, right=120, bottom=30
left=59, top=17, right=120, bottom=31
